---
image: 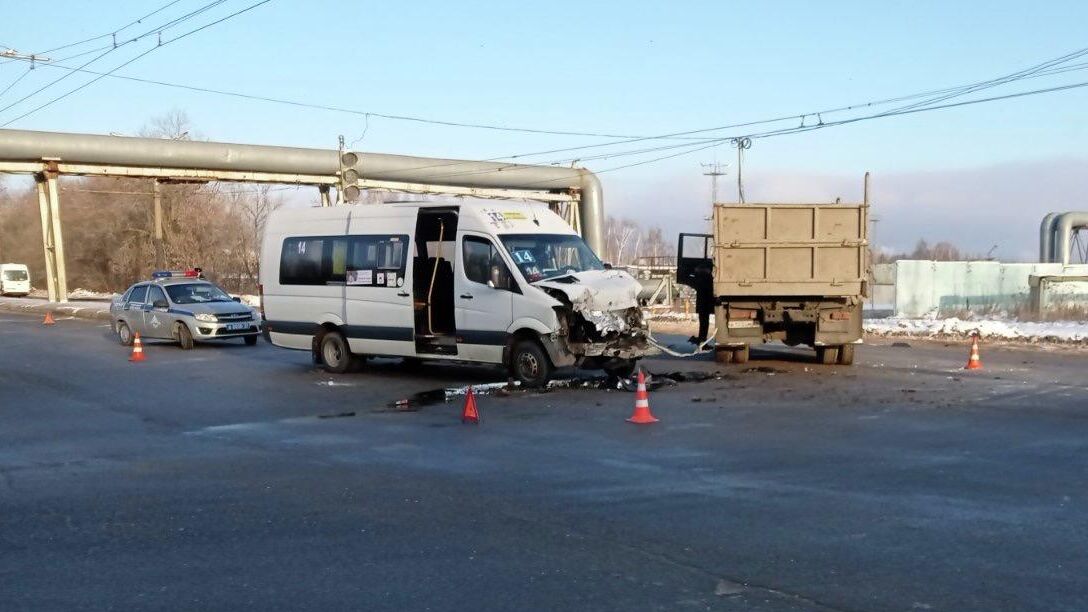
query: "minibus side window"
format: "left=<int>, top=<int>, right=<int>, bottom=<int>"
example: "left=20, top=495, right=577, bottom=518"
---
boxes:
left=346, top=235, right=409, bottom=287
left=329, top=239, right=348, bottom=284
left=280, top=238, right=327, bottom=285
left=463, top=236, right=514, bottom=290
left=282, top=235, right=406, bottom=286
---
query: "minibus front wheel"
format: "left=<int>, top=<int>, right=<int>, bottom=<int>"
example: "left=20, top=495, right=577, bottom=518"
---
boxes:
left=510, top=339, right=553, bottom=388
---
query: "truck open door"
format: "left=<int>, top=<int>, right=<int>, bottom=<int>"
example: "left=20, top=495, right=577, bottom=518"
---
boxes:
left=676, top=233, right=713, bottom=288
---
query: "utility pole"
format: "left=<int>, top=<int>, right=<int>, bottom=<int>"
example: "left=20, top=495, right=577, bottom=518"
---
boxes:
left=152, top=180, right=164, bottom=269
left=730, top=137, right=752, bottom=203
left=701, top=162, right=727, bottom=205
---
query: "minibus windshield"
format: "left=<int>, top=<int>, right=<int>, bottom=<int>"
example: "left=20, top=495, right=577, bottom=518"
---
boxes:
left=499, top=234, right=604, bottom=283
left=3, top=269, right=28, bottom=281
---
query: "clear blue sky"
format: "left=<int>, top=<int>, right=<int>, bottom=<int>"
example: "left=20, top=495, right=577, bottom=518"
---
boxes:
left=3, top=1, right=1087, bottom=258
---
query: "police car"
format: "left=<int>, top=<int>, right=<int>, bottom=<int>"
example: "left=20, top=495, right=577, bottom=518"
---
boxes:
left=110, top=269, right=260, bottom=349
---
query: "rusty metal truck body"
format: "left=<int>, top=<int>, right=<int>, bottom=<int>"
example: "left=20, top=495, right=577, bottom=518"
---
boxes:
left=678, top=177, right=869, bottom=365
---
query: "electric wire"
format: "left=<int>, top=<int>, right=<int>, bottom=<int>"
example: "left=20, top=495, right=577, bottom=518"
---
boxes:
left=34, top=0, right=191, bottom=55
left=0, top=0, right=230, bottom=117
left=0, top=67, right=33, bottom=100
left=588, top=78, right=1088, bottom=177
left=3, top=28, right=1087, bottom=180
left=0, top=0, right=274, bottom=127
left=9, top=42, right=1088, bottom=151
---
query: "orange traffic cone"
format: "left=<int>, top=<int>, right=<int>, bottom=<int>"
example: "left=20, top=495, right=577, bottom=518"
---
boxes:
left=964, top=333, right=982, bottom=370
left=129, top=333, right=146, bottom=362
left=42, top=311, right=56, bottom=325
left=626, top=369, right=659, bottom=424
left=461, top=386, right=479, bottom=424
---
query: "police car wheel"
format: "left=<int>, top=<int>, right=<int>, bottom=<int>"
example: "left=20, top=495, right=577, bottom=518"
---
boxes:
left=510, top=339, right=552, bottom=388
left=117, top=322, right=133, bottom=346
left=320, top=331, right=354, bottom=374
left=176, top=323, right=194, bottom=350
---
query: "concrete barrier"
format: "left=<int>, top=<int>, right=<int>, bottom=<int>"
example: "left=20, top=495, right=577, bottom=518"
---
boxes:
left=888, top=261, right=1088, bottom=317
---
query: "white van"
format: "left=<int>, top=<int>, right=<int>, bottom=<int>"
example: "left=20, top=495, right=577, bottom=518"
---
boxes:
left=259, top=201, right=654, bottom=386
left=0, top=263, right=30, bottom=296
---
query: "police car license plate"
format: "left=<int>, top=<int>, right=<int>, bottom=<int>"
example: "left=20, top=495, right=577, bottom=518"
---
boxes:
left=226, top=322, right=249, bottom=331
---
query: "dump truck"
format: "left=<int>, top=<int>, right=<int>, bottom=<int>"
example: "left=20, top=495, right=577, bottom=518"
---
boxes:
left=677, top=174, right=870, bottom=365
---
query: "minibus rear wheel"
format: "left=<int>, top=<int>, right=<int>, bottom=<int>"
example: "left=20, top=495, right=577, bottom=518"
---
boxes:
left=510, top=339, right=553, bottom=388
left=319, top=330, right=356, bottom=374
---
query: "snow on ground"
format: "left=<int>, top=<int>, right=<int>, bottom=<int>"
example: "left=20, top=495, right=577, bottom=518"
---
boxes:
left=28, top=287, right=118, bottom=301
left=648, top=309, right=1088, bottom=345
left=864, top=317, right=1088, bottom=343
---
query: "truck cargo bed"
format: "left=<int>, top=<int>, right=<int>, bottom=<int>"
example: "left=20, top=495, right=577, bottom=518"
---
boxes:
left=712, top=203, right=868, bottom=297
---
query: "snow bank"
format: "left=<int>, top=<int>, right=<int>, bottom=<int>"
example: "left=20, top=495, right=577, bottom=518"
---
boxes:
left=864, top=317, right=1088, bottom=343
left=645, top=311, right=710, bottom=323
left=69, top=288, right=119, bottom=300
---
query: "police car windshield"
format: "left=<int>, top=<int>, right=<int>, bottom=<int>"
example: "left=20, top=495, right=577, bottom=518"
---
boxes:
left=165, top=282, right=233, bottom=304
left=498, top=234, right=604, bottom=283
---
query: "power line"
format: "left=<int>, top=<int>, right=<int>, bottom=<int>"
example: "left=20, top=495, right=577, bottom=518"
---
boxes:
left=0, top=1, right=222, bottom=67
left=34, top=0, right=190, bottom=55
left=0, top=68, right=33, bottom=99
left=1, top=62, right=708, bottom=141
left=307, top=48, right=1088, bottom=183
left=12, top=42, right=1088, bottom=151
left=0, top=0, right=273, bottom=127
left=4, top=36, right=1087, bottom=181
left=337, top=68, right=1088, bottom=188
left=882, top=45, right=1088, bottom=115
left=0, top=0, right=230, bottom=118
left=589, top=78, right=1088, bottom=176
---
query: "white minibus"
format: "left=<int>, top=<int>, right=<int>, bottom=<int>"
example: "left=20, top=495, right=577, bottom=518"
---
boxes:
left=259, top=201, right=654, bottom=386
left=0, top=263, right=30, bottom=296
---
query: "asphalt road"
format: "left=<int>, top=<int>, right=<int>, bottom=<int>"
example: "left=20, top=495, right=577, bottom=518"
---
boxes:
left=2, top=313, right=1087, bottom=611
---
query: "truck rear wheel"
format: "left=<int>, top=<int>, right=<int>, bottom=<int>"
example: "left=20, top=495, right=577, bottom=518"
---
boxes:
left=816, top=346, right=839, bottom=365
left=838, top=344, right=855, bottom=365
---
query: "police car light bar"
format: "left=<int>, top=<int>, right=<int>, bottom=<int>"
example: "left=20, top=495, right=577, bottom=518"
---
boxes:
left=152, top=268, right=203, bottom=279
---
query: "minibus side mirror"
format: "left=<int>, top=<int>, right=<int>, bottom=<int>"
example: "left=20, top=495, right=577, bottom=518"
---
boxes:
left=603, top=262, right=613, bottom=270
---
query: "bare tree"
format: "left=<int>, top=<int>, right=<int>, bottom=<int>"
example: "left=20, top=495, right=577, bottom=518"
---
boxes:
left=139, top=109, right=197, bottom=141
left=227, top=184, right=282, bottom=290
left=603, top=215, right=676, bottom=266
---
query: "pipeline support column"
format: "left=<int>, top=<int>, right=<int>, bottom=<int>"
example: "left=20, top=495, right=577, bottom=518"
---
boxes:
left=35, top=167, right=68, bottom=303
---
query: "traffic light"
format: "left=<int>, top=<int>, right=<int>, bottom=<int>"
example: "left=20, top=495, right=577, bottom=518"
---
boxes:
left=340, top=151, right=361, bottom=201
